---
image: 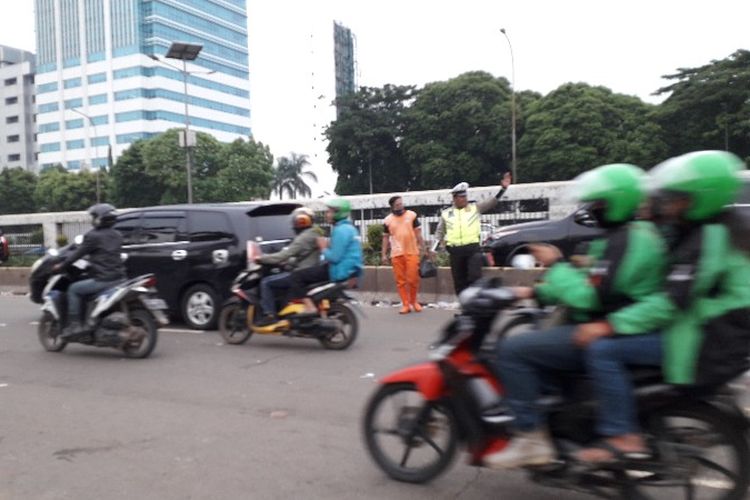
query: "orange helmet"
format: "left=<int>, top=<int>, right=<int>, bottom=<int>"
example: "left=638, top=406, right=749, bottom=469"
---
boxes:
left=290, top=207, right=315, bottom=230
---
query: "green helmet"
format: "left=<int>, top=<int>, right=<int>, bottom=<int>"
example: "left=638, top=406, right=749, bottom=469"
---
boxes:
left=573, top=163, right=645, bottom=223
left=326, top=198, right=351, bottom=222
left=649, top=150, right=744, bottom=221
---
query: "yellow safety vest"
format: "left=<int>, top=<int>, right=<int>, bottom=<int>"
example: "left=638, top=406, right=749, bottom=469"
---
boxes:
left=442, top=203, right=481, bottom=247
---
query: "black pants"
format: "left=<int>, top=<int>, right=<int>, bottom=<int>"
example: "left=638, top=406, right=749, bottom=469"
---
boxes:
left=447, top=244, right=483, bottom=295
left=289, top=264, right=330, bottom=298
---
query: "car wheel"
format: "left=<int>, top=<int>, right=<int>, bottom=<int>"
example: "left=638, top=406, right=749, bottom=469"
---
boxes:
left=181, top=284, right=219, bottom=330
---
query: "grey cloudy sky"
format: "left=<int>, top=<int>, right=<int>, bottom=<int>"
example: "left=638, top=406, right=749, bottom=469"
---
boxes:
left=2, top=0, right=748, bottom=193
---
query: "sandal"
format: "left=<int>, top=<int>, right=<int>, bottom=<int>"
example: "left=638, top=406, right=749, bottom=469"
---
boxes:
left=575, top=439, right=652, bottom=464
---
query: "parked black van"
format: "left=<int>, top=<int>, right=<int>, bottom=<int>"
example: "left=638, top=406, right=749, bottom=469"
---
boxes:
left=113, top=202, right=300, bottom=329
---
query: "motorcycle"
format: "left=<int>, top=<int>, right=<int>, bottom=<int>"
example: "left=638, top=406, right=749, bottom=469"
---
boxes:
left=218, top=243, right=360, bottom=350
left=362, top=277, right=750, bottom=499
left=29, top=240, right=169, bottom=358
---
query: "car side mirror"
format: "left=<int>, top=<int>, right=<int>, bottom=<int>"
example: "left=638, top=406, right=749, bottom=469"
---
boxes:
left=574, top=210, right=597, bottom=227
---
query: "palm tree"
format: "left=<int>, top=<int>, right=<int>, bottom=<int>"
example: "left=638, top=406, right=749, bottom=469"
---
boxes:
left=272, top=153, right=318, bottom=199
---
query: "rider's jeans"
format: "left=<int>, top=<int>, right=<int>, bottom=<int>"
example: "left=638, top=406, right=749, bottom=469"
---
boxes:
left=67, top=279, right=117, bottom=322
left=260, top=272, right=292, bottom=316
left=585, top=333, right=662, bottom=436
left=496, top=325, right=584, bottom=432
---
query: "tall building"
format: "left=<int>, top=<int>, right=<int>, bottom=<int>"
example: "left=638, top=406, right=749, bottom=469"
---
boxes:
left=0, top=45, right=37, bottom=172
left=333, top=21, right=355, bottom=116
left=35, top=0, right=251, bottom=170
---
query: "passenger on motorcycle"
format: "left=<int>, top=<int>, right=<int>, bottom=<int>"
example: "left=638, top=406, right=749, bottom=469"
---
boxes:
left=254, top=207, right=322, bottom=325
left=577, top=151, right=750, bottom=462
left=485, top=163, right=671, bottom=469
left=54, top=204, right=126, bottom=340
left=289, top=198, right=364, bottom=314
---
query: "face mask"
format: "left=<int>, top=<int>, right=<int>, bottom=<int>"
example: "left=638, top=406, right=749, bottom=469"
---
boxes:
left=392, top=208, right=405, bottom=216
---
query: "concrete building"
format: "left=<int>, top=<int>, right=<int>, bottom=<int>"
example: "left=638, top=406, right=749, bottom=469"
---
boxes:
left=0, top=45, right=37, bottom=172
left=34, top=0, right=252, bottom=170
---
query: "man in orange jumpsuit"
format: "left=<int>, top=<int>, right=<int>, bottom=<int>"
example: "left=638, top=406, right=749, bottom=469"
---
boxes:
left=382, top=196, right=425, bottom=314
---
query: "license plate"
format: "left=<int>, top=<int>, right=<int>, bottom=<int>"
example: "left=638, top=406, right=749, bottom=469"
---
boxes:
left=144, top=298, right=168, bottom=310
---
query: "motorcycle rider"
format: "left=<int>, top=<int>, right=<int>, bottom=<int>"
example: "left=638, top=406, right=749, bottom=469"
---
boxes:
left=485, top=163, right=670, bottom=469
left=288, top=198, right=363, bottom=313
left=577, top=151, right=750, bottom=462
left=254, top=207, right=322, bottom=325
left=54, top=204, right=126, bottom=340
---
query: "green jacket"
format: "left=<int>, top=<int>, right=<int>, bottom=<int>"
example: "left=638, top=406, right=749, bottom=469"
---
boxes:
left=258, top=226, right=322, bottom=270
left=534, top=221, right=671, bottom=334
left=652, top=223, right=750, bottom=384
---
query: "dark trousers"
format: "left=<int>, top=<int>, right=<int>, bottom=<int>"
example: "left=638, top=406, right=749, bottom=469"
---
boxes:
left=447, top=244, right=483, bottom=295
left=289, top=264, right=330, bottom=298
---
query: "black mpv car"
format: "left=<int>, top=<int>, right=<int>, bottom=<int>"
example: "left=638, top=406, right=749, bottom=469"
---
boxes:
left=113, top=202, right=300, bottom=329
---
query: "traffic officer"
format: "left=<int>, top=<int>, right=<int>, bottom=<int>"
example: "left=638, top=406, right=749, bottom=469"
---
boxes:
left=433, top=173, right=512, bottom=295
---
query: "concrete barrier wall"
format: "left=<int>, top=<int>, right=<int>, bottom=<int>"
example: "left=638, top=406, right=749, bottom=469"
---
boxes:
left=0, top=265, right=544, bottom=301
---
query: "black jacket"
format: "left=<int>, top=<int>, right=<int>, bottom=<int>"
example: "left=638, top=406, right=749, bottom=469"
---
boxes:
left=62, top=227, right=125, bottom=281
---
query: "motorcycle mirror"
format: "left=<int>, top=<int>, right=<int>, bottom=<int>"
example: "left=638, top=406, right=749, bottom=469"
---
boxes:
left=74, top=234, right=84, bottom=245
left=511, top=254, right=536, bottom=270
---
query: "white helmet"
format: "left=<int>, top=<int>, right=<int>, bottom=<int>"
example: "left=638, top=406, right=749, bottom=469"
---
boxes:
left=450, top=182, right=469, bottom=196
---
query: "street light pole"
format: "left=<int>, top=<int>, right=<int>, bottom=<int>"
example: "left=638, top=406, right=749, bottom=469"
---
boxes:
left=181, top=58, right=193, bottom=204
left=151, top=42, right=207, bottom=204
left=500, top=28, right=517, bottom=183
left=72, top=107, right=102, bottom=203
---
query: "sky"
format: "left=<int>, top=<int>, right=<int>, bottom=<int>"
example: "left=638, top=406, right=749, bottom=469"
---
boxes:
left=1, top=0, right=749, bottom=194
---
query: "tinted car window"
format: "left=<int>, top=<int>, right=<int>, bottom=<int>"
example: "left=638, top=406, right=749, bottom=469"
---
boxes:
left=113, top=212, right=143, bottom=246
left=189, top=211, right=235, bottom=242
left=141, top=211, right=187, bottom=244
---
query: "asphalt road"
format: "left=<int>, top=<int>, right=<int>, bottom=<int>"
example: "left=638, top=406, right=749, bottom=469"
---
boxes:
left=0, top=297, right=586, bottom=500
left=1, top=297, right=747, bottom=500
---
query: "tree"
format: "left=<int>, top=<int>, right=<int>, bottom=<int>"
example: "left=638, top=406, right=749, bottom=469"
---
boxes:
left=139, top=129, right=224, bottom=204
left=34, top=168, right=103, bottom=212
left=517, top=83, right=668, bottom=182
left=201, top=138, right=275, bottom=202
left=109, top=140, right=163, bottom=208
left=272, top=153, right=318, bottom=199
left=326, top=84, right=417, bottom=194
left=654, top=49, right=750, bottom=161
left=402, top=71, right=514, bottom=189
left=0, top=168, right=37, bottom=214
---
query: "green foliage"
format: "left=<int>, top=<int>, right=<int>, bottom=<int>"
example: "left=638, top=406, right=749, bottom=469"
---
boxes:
left=366, top=224, right=384, bottom=254
left=56, top=234, right=69, bottom=247
left=31, top=228, right=44, bottom=245
left=4, top=255, right=40, bottom=267
left=403, top=71, right=513, bottom=188
left=654, top=49, right=750, bottom=160
left=111, top=130, right=275, bottom=207
left=326, top=84, right=417, bottom=194
left=517, top=83, right=669, bottom=181
left=34, top=168, right=104, bottom=212
left=273, top=153, right=318, bottom=199
left=202, top=138, right=275, bottom=202
left=0, top=168, right=37, bottom=214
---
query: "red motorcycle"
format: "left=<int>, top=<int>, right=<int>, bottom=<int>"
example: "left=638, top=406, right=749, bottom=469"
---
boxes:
left=362, top=278, right=750, bottom=499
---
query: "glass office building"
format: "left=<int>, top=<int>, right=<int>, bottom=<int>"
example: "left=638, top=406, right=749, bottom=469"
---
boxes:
left=35, top=0, right=251, bottom=170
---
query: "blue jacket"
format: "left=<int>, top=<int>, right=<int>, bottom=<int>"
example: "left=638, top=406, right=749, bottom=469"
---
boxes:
left=323, top=219, right=364, bottom=282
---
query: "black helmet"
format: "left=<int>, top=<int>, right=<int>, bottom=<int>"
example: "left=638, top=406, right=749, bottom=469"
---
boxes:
left=88, top=203, right=118, bottom=228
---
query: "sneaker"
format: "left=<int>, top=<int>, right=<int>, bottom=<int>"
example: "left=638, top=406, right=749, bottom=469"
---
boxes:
left=60, top=321, right=84, bottom=341
left=256, top=314, right=278, bottom=327
left=483, top=430, right=555, bottom=469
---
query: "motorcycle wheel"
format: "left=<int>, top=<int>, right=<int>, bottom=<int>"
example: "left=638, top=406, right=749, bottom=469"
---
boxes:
left=363, top=382, right=458, bottom=484
left=627, top=403, right=750, bottom=500
left=219, top=302, right=252, bottom=345
left=122, top=310, right=158, bottom=359
left=38, top=312, right=67, bottom=352
left=319, top=303, right=358, bottom=350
